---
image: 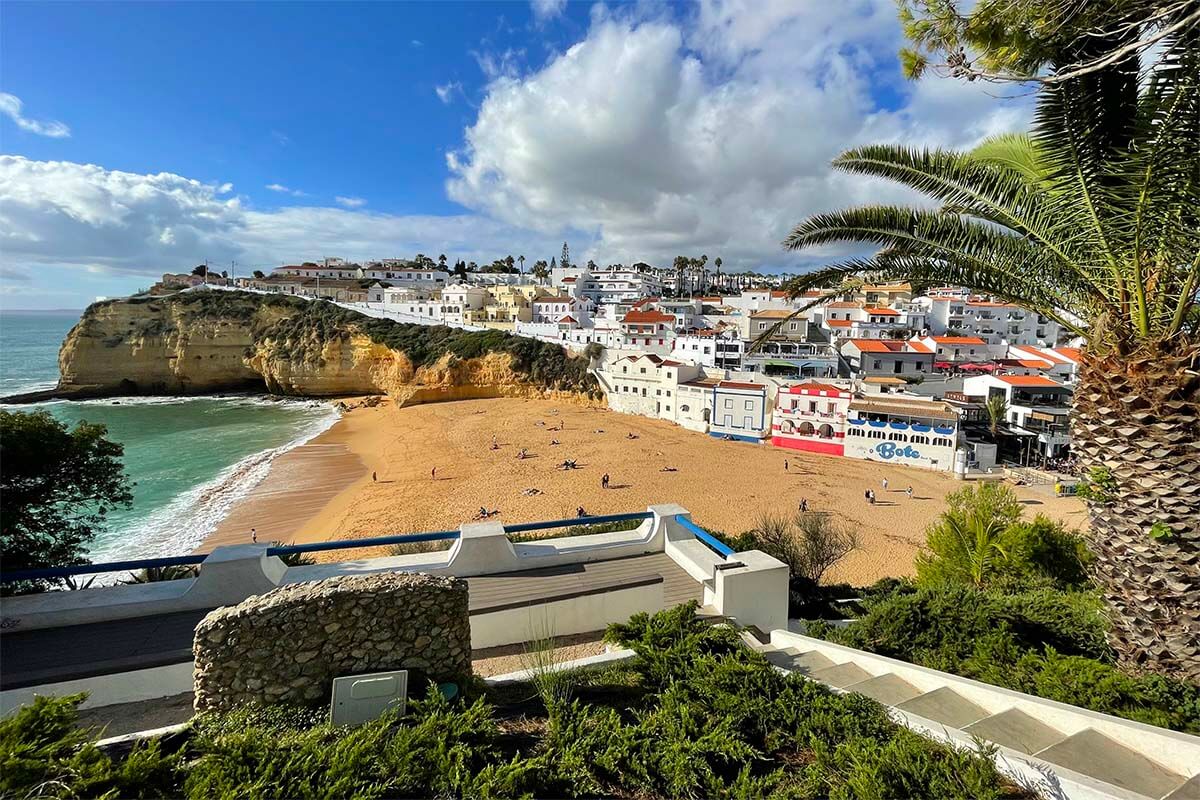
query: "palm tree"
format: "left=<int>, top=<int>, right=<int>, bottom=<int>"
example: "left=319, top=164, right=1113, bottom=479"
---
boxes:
left=532, top=259, right=551, bottom=285
left=438, top=254, right=447, bottom=269
left=781, top=42, right=1199, bottom=678
left=518, top=254, right=525, bottom=275
left=713, top=257, right=722, bottom=292
left=984, top=394, right=1008, bottom=438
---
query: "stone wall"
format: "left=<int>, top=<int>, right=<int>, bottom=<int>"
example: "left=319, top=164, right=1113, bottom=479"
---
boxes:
left=193, top=572, right=472, bottom=711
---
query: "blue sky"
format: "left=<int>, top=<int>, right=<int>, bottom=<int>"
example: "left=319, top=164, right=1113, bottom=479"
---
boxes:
left=0, top=1, right=1030, bottom=309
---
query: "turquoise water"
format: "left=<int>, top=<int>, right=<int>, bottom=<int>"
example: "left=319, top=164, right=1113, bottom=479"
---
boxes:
left=0, top=310, right=338, bottom=561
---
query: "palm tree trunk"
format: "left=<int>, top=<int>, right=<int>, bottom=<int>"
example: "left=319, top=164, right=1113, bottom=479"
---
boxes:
left=1071, top=346, right=1200, bottom=680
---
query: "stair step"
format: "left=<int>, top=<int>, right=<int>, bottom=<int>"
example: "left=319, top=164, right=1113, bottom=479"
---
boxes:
left=896, top=687, right=990, bottom=729
left=808, top=662, right=873, bottom=688
left=787, top=650, right=836, bottom=676
left=845, top=673, right=922, bottom=706
left=763, top=648, right=800, bottom=668
left=962, top=709, right=1065, bottom=755
left=1035, top=729, right=1185, bottom=800
left=1163, top=774, right=1200, bottom=800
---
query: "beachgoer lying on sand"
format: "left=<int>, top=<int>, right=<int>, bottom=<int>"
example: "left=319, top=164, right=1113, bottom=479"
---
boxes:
left=490, top=442, right=499, bottom=450
left=576, top=506, right=588, bottom=517
left=522, top=488, right=542, bottom=496
left=626, top=432, right=638, bottom=440
left=660, top=466, right=677, bottom=472
left=550, top=439, right=560, bottom=446
left=594, top=429, right=604, bottom=434
left=517, top=449, right=527, bottom=459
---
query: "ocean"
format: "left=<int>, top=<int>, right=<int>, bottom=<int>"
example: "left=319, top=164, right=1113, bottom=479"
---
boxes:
left=0, top=310, right=339, bottom=562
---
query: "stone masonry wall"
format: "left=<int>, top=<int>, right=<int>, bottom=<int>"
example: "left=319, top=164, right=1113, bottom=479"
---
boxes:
left=193, top=572, right=471, bottom=711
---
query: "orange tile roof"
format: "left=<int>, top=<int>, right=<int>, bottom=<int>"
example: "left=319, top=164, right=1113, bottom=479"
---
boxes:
left=825, top=301, right=861, bottom=309
left=932, top=336, right=987, bottom=345
left=558, top=315, right=577, bottom=324
left=1053, top=347, right=1082, bottom=362
left=995, top=375, right=1063, bottom=387
left=846, top=339, right=911, bottom=353
left=770, top=290, right=789, bottom=298
left=622, top=310, right=674, bottom=324
left=906, top=341, right=934, bottom=354
left=789, top=382, right=848, bottom=395
left=826, top=319, right=852, bottom=327
left=718, top=380, right=764, bottom=391
left=863, top=306, right=900, bottom=316
left=751, top=309, right=799, bottom=319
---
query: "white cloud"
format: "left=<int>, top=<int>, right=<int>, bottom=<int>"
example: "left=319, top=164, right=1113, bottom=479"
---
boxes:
left=0, top=157, right=562, bottom=282
left=448, top=1, right=1032, bottom=269
left=265, top=182, right=307, bottom=197
left=411, top=39, right=424, bottom=47
left=0, top=93, right=71, bottom=138
left=335, top=196, right=367, bottom=208
left=435, top=81, right=463, bottom=104
left=531, top=0, right=566, bottom=23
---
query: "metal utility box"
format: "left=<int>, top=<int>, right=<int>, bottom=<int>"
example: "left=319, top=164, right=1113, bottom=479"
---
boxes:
left=330, top=669, right=408, bottom=727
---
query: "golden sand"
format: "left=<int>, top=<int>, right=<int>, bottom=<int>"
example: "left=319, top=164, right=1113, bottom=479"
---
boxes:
left=206, top=397, right=1088, bottom=585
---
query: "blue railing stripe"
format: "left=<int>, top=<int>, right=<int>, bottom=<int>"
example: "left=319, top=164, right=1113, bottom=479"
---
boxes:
left=677, top=517, right=735, bottom=558
left=502, top=511, right=652, bottom=535
left=0, top=511, right=668, bottom=583
left=0, top=554, right=208, bottom=583
left=265, top=530, right=459, bottom=557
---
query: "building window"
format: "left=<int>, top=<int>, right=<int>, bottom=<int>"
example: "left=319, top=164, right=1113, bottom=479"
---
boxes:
left=640, top=367, right=647, bottom=374
left=809, top=401, right=817, bottom=412
left=656, top=389, right=661, bottom=396
left=681, top=404, right=689, bottom=412
left=758, top=322, right=767, bottom=330
left=744, top=400, right=753, bottom=410
left=724, top=399, right=733, bottom=409
left=888, top=432, right=907, bottom=441
left=873, top=360, right=882, bottom=370
left=868, top=430, right=885, bottom=439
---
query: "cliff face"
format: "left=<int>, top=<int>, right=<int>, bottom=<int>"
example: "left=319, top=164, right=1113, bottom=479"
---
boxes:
left=48, top=291, right=601, bottom=405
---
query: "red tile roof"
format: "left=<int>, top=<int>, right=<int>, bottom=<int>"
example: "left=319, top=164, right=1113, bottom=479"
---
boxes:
left=825, top=301, right=860, bottom=309
left=558, top=315, right=577, bottom=324
left=826, top=319, right=852, bottom=328
left=863, top=306, right=900, bottom=316
left=770, top=290, right=789, bottom=298
left=718, top=380, right=764, bottom=391
left=1053, top=347, right=1082, bottom=362
left=995, top=375, right=1063, bottom=387
left=906, top=341, right=934, bottom=354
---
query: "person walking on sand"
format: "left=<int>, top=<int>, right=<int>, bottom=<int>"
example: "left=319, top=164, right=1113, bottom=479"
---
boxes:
left=881, top=477, right=889, bottom=491
left=431, top=466, right=437, bottom=480
left=251, top=528, right=257, bottom=543
left=906, top=486, right=914, bottom=499
left=784, top=459, right=789, bottom=472
left=372, top=471, right=377, bottom=482
left=602, top=473, right=610, bottom=490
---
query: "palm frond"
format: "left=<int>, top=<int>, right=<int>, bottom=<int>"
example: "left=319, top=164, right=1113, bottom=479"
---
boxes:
left=825, top=144, right=1104, bottom=293
left=784, top=205, right=1097, bottom=317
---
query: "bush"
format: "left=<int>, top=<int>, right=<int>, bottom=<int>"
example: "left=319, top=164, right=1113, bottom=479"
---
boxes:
left=813, top=584, right=1200, bottom=733
left=2, top=606, right=1029, bottom=799
left=0, top=694, right=181, bottom=798
left=915, top=483, right=1090, bottom=591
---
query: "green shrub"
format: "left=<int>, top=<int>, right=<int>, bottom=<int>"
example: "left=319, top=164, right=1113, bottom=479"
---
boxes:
left=915, top=483, right=1091, bottom=591
left=2, top=606, right=1028, bottom=799
left=0, top=694, right=181, bottom=799
left=814, top=584, right=1200, bottom=733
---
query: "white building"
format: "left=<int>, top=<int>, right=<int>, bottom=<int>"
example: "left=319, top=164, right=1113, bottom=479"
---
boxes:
left=962, top=374, right=1073, bottom=461
left=577, top=266, right=663, bottom=305
left=914, top=295, right=1060, bottom=347
left=618, top=309, right=678, bottom=355
left=843, top=396, right=961, bottom=472
left=816, top=302, right=926, bottom=341
left=672, top=330, right=745, bottom=370
left=839, top=339, right=934, bottom=379
left=706, top=380, right=771, bottom=441
left=600, top=354, right=701, bottom=423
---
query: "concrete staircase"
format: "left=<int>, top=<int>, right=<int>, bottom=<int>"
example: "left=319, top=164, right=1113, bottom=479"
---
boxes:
left=758, top=629, right=1200, bottom=800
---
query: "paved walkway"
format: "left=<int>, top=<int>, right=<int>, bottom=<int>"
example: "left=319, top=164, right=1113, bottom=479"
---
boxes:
left=1, top=553, right=701, bottom=691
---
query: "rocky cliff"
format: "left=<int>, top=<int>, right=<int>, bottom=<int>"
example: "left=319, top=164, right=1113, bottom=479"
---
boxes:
left=26, top=291, right=601, bottom=405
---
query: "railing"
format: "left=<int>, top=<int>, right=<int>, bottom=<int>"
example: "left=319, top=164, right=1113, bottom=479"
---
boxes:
left=503, top=511, right=652, bottom=536
left=676, top=518, right=735, bottom=558
left=0, top=512, right=661, bottom=583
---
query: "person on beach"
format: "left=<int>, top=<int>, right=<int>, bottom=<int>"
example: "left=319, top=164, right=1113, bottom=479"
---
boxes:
left=602, top=473, right=610, bottom=489
left=372, top=471, right=377, bottom=482
left=784, top=459, right=789, bottom=472
left=251, top=528, right=257, bottom=543
left=799, top=498, right=809, bottom=513
left=867, top=489, right=876, bottom=505
left=577, top=506, right=588, bottom=517
left=906, top=486, right=914, bottom=499
left=431, top=467, right=437, bottom=480
left=881, top=477, right=889, bottom=491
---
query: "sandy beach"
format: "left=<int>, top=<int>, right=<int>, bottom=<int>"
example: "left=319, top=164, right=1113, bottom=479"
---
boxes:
left=206, top=397, right=1088, bottom=585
